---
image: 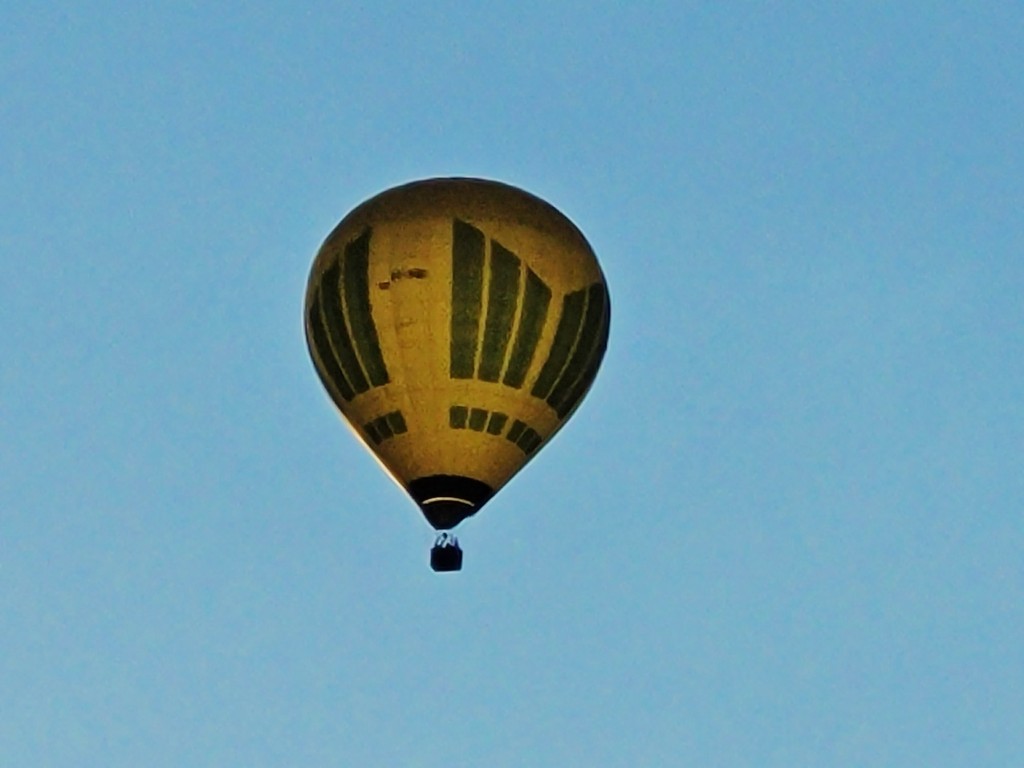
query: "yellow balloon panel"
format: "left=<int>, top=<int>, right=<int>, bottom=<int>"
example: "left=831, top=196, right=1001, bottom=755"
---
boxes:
left=305, top=178, right=609, bottom=528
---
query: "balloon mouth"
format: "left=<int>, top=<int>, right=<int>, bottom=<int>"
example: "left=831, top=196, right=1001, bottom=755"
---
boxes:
left=408, top=475, right=494, bottom=530
left=420, top=499, right=476, bottom=530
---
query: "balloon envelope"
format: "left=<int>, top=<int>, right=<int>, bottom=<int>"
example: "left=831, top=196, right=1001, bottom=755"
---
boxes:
left=305, top=178, right=610, bottom=530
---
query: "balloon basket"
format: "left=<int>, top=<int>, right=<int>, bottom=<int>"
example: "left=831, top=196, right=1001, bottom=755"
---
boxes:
left=430, top=533, right=463, bottom=572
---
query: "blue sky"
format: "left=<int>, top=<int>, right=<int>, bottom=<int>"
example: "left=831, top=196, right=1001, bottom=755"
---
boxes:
left=3, top=3, right=1023, bottom=765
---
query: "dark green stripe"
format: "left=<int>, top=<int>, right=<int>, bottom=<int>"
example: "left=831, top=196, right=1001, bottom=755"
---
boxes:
left=486, top=412, right=509, bottom=435
left=509, top=426, right=543, bottom=456
left=365, top=411, right=408, bottom=443
left=506, top=419, right=527, bottom=443
left=548, top=283, right=607, bottom=410
left=374, top=414, right=394, bottom=440
left=518, top=428, right=543, bottom=455
left=468, top=407, right=488, bottom=431
left=450, top=405, right=468, bottom=429
left=556, top=295, right=610, bottom=418
left=450, top=220, right=484, bottom=378
left=517, top=427, right=537, bottom=452
left=307, top=295, right=356, bottom=401
left=531, top=289, right=587, bottom=399
left=503, top=268, right=551, bottom=389
left=343, top=229, right=389, bottom=387
left=507, top=420, right=542, bottom=455
left=478, top=241, right=521, bottom=381
left=386, top=411, right=408, bottom=435
left=321, top=259, right=370, bottom=394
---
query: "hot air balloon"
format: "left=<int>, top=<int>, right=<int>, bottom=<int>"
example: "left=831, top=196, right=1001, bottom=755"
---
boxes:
left=304, top=178, right=610, bottom=571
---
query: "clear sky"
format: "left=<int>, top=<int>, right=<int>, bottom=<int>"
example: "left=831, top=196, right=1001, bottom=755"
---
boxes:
left=3, top=3, right=1023, bottom=766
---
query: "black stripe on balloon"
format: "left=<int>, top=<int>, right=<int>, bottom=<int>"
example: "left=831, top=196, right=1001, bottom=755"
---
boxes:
left=516, top=426, right=543, bottom=455
left=506, top=419, right=526, bottom=443
left=555, top=294, right=610, bottom=417
left=450, top=220, right=485, bottom=378
left=486, top=411, right=509, bottom=435
left=364, top=420, right=383, bottom=444
left=364, top=410, right=408, bottom=445
left=386, top=411, right=408, bottom=435
left=320, top=259, right=369, bottom=396
left=449, top=405, right=469, bottom=429
left=531, top=288, right=587, bottom=400
left=547, top=283, right=608, bottom=412
left=561, top=296, right=606, bottom=417
left=307, top=294, right=356, bottom=401
left=505, top=419, right=543, bottom=455
left=375, top=414, right=394, bottom=440
left=468, top=407, right=488, bottom=432
left=478, top=241, right=521, bottom=382
left=503, top=268, right=551, bottom=389
left=342, top=229, right=389, bottom=386
left=450, top=405, right=514, bottom=441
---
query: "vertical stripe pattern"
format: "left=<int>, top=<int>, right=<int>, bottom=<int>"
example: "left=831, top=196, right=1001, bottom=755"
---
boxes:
left=307, top=295, right=355, bottom=401
left=343, top=230, right=389, bottom=386
left=531, top=283, right=610, bottom=419
left=449, top=219, right=554, bottom=387
left=503, top=268, right=551, bottom=388
left=364, top=410, right=409, bottom=445
left=478, top=242, right=521, bottom=381
left=449, top=405, right=543, bottom=456
left=531, top=289, right=588, bottom=400
left=448, top=218, right=608, bottom=421
left=450, top=220, right=485, bottom=378
left=307, top=227, right=391, bottom=401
